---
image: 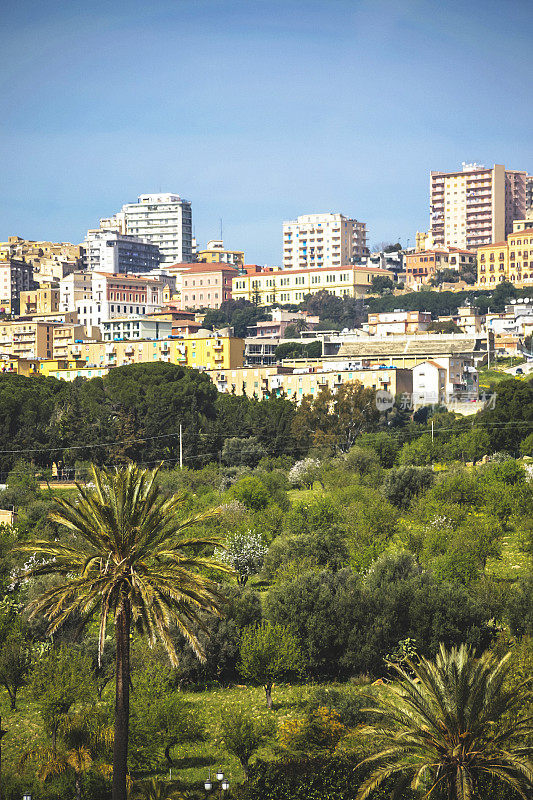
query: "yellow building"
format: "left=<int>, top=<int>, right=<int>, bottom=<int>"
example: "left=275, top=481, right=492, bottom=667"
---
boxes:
left=206, top=364, right=412, bottom=401
left=0, top=354, right=39, bottom=376
left=196, top=239, right=244, bottom=267
left=477, top=227, right=533, bottom=287
left=39, top=330, right=244, bottom=380
left=0, top=320, right=57, bottom=359
left=232, top=264, right=389, bottom=306
left=19, top=285, right=60, bottom=316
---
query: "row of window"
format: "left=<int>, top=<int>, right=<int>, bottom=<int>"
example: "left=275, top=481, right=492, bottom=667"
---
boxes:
left=238, top=272, right=353, bottom=290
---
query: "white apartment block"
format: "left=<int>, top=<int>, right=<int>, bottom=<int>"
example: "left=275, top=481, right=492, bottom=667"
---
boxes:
left=60, top=271, right=168, bottom=328
left=430, top=163, right=527, bottom=250
left=282, top=213, right=367, bottom=269
left=101, top=317, right=172, bottom=342
left=102, top=193, right=193, bottom=265
left=84, top=230, right=160, bottom=274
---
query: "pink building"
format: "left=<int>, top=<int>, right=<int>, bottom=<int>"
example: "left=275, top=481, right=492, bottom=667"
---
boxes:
left=180, top=264, right=237, bottom=310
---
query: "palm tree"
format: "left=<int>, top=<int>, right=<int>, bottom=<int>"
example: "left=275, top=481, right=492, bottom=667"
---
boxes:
left=18, top=463, right=232, bottom=800
left=21, top=706, right=113, bottom=800
left=21, top=744, right=94, bottom=800
left=355, top=644, right=533, bottom=800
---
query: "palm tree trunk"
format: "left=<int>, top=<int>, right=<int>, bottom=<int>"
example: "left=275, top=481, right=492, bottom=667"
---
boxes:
left=112, top=599, right=131, bottom=800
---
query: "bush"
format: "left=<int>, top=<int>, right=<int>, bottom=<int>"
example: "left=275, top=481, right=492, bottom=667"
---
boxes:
left=356, top=432, right=400, bottom=468
left=382, top=466, right=434, bottom=509
left=306, top=685, right=370, bottom=727
left=219, top=705, right=275, bottom=777
left=229, top=476, right=270, bottom=511
left=278, top=707, right=348, bottom=753
left=262, top=532, right=348, bottom=581
left=344, top=446, right=380, bottom=477
left=240, top=755, right=398, bottom=800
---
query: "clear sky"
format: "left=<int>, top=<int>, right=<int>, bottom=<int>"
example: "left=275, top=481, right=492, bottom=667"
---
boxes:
left=1, top=0, right=531, bottom=262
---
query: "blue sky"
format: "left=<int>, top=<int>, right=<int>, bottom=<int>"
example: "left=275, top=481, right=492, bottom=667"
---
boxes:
left=1, top=0, right=531, bottom=262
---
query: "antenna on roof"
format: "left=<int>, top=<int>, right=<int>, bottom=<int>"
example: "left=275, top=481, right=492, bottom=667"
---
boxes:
left=220, top=218, right=223, bottom=241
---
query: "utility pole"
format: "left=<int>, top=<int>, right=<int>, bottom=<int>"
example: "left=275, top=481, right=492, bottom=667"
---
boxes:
left=431, top=420, right=434, bottom=442
left=179, top=424, right=183, bottom=469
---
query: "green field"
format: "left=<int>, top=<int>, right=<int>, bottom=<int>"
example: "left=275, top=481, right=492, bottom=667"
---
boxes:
left=0, top=680, right=360, bottom=791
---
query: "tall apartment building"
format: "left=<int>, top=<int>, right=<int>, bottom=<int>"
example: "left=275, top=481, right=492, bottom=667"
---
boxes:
left=282, top=213, right=368, bottom=269
left=0, top=258, right=36, bottom=314
left=101, top=193, right=193, bottom=264
left=84, top=230, right=160, bottom=274
left=430, top=163, right=528, bottom=250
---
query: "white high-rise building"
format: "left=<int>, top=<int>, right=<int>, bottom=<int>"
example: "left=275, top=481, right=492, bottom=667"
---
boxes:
left=282, top=213, right=367, bottom=270
left=100, top=193, right=193, bottom=265
left=84, top=230, right=160, bottom=274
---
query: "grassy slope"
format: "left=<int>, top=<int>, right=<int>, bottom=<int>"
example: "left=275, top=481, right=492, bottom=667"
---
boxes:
left=0, top=682, right=324, bottom=789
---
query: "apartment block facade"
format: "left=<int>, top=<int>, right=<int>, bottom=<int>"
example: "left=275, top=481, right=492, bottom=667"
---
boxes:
left=0, top=320, right=57, bottom=359
left=430, top=163, right=527, bottom=250
left=84, top=230, right=161, bottom=274
left=59, top=271, right=171, bottom=327
left=526, top=176, right=533, bottom=217
left=232, top=264, right=387, bottom=305
left=53, top=324, right=101, bottom=360
left=40, top=330, right=244, bottom=379
left=59, top=272, right=93, bottom=313
left=476, top=227, right=533, bottom=288
left=19, top=286, right=60, bottom=316
left=282, top=213, right=367, bottom=269
left=180, top=264, right=237, bottom=310
left=207, top=364, right=412, bottom=402
left=103, top=193, right=193, bottom=264
left=101, top=317, right=172, bottom=341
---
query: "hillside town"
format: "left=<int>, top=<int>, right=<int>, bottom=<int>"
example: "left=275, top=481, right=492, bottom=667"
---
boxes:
left=1, top=162, right=532, bottom=410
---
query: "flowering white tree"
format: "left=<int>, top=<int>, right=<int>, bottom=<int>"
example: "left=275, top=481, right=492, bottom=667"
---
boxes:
left=288, top=458, right=321, bottom=489
left=216, top=531, right=267, bottom=585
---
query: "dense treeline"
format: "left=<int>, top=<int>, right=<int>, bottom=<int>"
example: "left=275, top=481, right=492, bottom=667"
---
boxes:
left=1, top=364, right=532, bottom=479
